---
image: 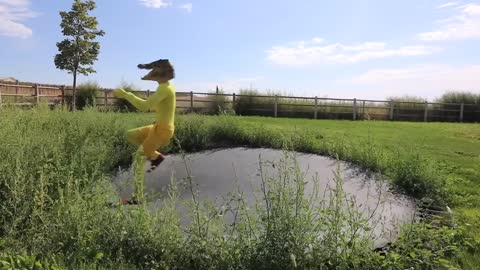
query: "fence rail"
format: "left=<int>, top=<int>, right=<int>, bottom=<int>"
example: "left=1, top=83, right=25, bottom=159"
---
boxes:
left=1, top=80, right=479, bottom=123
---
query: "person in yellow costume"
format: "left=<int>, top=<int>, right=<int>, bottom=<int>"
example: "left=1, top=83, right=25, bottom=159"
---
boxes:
left=113, top=59, right=176, bottom=174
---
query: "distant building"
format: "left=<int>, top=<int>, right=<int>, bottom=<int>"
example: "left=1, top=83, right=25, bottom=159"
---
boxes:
left=0, top=77, right=17, bottom=82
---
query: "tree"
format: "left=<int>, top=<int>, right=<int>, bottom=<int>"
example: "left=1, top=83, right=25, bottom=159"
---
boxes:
left=54, top=0, right=105, bottom=111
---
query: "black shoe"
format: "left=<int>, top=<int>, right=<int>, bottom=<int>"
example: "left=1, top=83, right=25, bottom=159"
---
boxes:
left=120, top=197, right=141, bottom=205
left=147, top=154, right=165, bottom=173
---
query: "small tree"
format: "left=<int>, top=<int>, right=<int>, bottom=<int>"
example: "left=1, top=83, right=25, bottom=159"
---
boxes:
left=54, top=0, right=105, bottom=111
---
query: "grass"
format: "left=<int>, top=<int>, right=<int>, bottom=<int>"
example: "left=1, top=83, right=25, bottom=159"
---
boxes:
left=0, top=105, right=478, bottom=269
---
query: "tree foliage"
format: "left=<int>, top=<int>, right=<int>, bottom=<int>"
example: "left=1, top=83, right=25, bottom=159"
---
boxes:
left=54, top=0, right=105, bottom=110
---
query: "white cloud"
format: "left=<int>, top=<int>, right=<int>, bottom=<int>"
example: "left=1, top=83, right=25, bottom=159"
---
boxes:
left=179, top=3, right=192, bottom=13
left=350, top=64, right=480, bottom=99
left=0, top=0, right=36, bottom=38
left=139, top=0, right=171, bottom=8
left=140, top=0, right=193, bottom=13
left=436, top=2, right=460, bottom=9
left=266, top=38, right=440, bottom=66
left=418, top=3, right=480, bottom=41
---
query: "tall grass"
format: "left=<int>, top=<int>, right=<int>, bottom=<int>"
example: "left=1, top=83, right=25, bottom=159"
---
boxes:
left=436, top=91, right=480, bottom=104
left=203, top=90, right=480, bottom=122
left=63, top=81, right=101, bottom=110
left=233, top=89, right=275, bottom=116
left=433, top=91, right=480, bottom=122
left=77, top=81, right=101, bottom=109
left=113, top=82, right=144, bottom=112
left=0, top=107, right=474, bottom=269
left=208, top=88, right=235, bottom=115
left=387, top=95, right=426, bottom=104
left=232, top=89, right=356, bottom=119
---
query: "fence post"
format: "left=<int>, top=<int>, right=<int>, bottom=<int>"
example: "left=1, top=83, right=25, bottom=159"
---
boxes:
left=35, top=84, right=40, bottom=105
left=362, top=100, right=365, bottom=119
left=274, top=95, right=278, bottom=117
left=389, top=101, right=394, bottom=120
left=424, top=101, right=428, bottom=122
left=314, top=96, right=318, bottom=119
left=215, top=87, right=219, bottom=107
left=15, top=80, right=18, bottom=103
left=459, top=103, right=464, bottom=122
left=353, top=98, right=357, bottom=120
left=190, top=91, right=194, bottom=111
left=104, top=89, right=108, bottom=107
left=61, top=85, right=65, bottom=106
left=232, top=93, right=236, bottom=111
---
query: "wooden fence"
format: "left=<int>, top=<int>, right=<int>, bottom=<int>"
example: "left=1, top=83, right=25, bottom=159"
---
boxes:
left=1, top=80, right=479, bottom=123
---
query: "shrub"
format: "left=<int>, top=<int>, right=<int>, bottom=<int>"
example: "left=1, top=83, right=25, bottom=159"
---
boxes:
left=64, top=81, right=101, bottom=110
left=234, top=89, right=290, bottom=116
left=113, top=82, right=143, bottom=112
left=387, top=95, right=426, bottom=109
left=436, top=91, right=480, bottom=104
left=209, top=88, right=234, bottom=115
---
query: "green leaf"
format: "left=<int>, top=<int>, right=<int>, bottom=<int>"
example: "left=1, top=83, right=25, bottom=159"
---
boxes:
left=438, top=258, right=451, bottom=265
left=95, top=252, right=104, bottom=261
left=55, top=0, right=105, bottom=84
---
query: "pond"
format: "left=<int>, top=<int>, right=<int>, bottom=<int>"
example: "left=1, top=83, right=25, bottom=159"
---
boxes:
left=114, top=147, right=416, bottom=248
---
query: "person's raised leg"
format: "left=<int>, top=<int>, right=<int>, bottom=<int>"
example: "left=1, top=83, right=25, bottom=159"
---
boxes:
left=120, top=125, right=152, bottom=205
left=126, top=124, right=153, bottom=146
left=143, top=125, right=173, bottom=172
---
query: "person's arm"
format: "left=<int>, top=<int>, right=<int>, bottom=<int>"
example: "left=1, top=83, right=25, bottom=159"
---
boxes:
left=113, top=88, right=169, bottom=112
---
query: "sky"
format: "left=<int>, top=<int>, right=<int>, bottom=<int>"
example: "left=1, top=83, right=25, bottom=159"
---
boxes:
left=1, top=0, right=480, bottom=100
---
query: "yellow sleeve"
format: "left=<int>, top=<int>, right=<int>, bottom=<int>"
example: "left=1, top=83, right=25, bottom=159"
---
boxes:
left=123, top=90, right=169, bottom=112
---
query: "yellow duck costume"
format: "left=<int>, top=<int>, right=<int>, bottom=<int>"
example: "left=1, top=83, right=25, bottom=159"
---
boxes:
left=113, top=59, right=176, bottom=173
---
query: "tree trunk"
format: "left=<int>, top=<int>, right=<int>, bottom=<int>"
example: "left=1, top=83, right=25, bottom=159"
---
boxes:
left=72, top=69, right=77, bottom=111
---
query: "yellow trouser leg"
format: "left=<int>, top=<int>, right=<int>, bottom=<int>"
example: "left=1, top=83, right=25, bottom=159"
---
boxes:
left=125, top=124, right=173, bottom=203
left=141, top=124, right=174, bottom=160
left=127, top=124, right=172, bottom=160
left=126, top=125, right=151, bottom=203
left=126, top=124, right=152, bottom=147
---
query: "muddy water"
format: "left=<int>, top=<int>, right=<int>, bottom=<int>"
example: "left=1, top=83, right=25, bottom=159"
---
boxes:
left=114, top=147, right=416, bottom=248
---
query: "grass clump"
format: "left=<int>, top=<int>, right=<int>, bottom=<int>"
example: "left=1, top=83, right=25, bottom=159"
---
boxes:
left=435, top=91, right=480, bottom=122
left=208, top=88, right=235, bottom=115
left=436, top=91, right=480, bottom=104
left=233, top=89, right=275, bottom=116
left=63, top=81, right=101, bottom=110
left=387, top=95, right=426, bottom=104
left=76, top=81, right=101, bottom=109
left=113, top=82, right=144, bottom=112
left=0, top=107, right=477, bottom=269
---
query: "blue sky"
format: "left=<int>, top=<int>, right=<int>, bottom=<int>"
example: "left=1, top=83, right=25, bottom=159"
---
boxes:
left=1, top=0, right=480, bottom=100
